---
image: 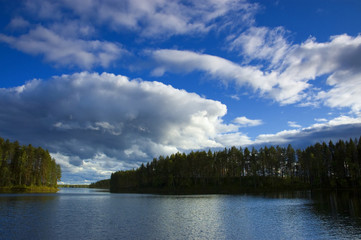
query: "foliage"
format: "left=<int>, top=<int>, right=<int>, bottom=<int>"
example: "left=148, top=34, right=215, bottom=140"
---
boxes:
left=110, top=137, right=361, bottom=193
left=89, top=179, right=110, bottom=189
left=0, top=137, right=61, bottom=189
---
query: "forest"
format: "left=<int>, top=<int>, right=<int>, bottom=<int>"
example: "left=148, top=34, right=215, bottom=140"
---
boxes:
left=110, top=137, right=361, bottom=194
left=89, top=179, right=110, bottom=189
left=0, top=137, right=61, bottom=191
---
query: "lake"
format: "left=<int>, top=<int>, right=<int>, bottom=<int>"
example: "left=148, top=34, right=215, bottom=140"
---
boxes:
left=1, top=188, right=361, bottom=239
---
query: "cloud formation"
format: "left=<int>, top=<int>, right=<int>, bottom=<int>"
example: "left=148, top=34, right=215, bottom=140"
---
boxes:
left=0, top=72, right=242, bottom=183
left=229, top=26, right=291, bottom=67
left=232, top=28, right=361, bottom=110
left=0, top=0, right=259, bottom=69
left=151, top=33, right=361, bottom=111
left=0, top=26, right=124, bottom=69
left=1, top=72, right=361, bottom=183
left=22, top=0, right=258, bottom=37
left=255, top=115, right=361, bottom=147
left=151, top=49, right=278, bottom=94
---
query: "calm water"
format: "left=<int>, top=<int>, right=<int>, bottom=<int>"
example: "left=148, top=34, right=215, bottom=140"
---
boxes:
left=1, top=189, right=361, bottom=240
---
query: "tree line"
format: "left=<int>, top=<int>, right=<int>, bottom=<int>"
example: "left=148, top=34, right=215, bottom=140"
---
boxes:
left=0, top=137, right=61, bottom=188
left=110, top=137, right=361, bottom=193
left=89, top=179, right=110, bottom=189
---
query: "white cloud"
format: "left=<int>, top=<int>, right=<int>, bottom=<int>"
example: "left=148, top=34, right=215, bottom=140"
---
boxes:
left=0, top=26, right=124, bottom=69
left=315, top=118, right=327, bottom=122
left=229, top=26, right=291, bottom=67
left=234, top=116, right=263, bottom=127
left=254, top=115, right=361, bottom=147
left=288, top=121, right=301, bottom=128
left=23, top=0, right=259, bottom=38
left=150, top=49, right=304, bottom=104
left=255, top=129, right=301, bottom=145
left=52, top=152, right=136, bottom=184
left=317, top=71, right=361, bottom=112
left=0, top=0, right=260, bottom=69
left=310, top=115, right=361, bottom=129
left=151, top=33, right=361, bottom=110
left=239, top=30, right=361, bottom=111
left=215, top=132, right=253, bottom=148
left=230, top=95, right=240, bottom=100
left=151, top=49, right=277, bottom=92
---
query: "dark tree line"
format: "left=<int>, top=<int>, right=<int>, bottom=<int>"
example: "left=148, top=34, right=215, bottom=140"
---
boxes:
left=89, top=179, right=110, bottom=189
left=110, top=137, right=361, bottom=193
left=0, top=137, right=61, bottom=188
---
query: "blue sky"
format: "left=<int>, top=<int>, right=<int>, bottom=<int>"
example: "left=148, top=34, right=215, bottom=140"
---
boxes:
left=1, top=0, right=361, bottom=184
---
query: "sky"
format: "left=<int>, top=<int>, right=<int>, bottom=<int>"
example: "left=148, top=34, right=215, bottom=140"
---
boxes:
left=0, top=0, right=361, bottom=184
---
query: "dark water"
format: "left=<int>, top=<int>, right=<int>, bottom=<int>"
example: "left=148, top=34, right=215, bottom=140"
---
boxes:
left=1, top=189, right=361, bottom=240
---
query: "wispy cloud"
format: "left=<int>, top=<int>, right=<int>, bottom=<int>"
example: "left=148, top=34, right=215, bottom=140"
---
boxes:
left=231, top=28, right=361, bottom=111
left=0, top=0, right=259, bottom=70
left=229, top=26, right=291, bottom=67
left=234, top=116, right=263, bottom=127
left=315, top=118, right=327, bottom=122
left=150, top=49, right=307, bottom=104
left=288, top=121, right=301, bottom=128
left=151, top=33, right=361, bottom=111
left=0, top=26, right=125, bottom=69
left=23, top=0, right=259, bottom=38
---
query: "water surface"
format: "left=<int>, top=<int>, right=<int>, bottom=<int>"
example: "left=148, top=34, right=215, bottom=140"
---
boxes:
left=1, top=188, right=361, bottom=239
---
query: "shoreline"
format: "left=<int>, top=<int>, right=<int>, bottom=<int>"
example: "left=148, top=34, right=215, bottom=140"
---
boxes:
left=0, top=186, right=59, bottom=193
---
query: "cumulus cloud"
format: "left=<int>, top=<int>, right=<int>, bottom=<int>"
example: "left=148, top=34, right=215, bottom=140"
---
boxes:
left=0, top=72, right=244, bottom=183
left=0, top=26, right=124, bottom=69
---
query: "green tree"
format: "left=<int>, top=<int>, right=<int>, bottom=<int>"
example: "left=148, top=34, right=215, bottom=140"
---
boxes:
left=286, top=144, right=296, bottom=178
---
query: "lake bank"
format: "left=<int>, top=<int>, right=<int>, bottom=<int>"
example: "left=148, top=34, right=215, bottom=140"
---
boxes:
left=0, top=185, right=59, bottom=193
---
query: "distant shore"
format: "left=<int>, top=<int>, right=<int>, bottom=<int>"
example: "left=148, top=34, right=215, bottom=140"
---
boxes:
left=0, top=186, right=59, bottom=193
left=58, top=184, right=90, bottom=188
left=110, top=177, right=311, bottom=195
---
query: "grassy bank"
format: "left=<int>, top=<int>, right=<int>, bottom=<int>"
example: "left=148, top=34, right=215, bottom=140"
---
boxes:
left=0, top=185, right=59, bottom=193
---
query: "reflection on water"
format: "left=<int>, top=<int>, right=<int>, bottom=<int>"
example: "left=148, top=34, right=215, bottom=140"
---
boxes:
left=1, top=189, right=361, bottom=239
left=312, top=190, right=361, bottom=218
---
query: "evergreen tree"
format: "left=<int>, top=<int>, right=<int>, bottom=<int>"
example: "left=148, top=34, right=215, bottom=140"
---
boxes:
left=110, top=136, right=361, bottom=193
left=0, top=137, right=61, bottom=188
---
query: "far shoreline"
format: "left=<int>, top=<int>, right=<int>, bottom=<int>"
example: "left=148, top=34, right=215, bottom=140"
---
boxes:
left=0, top=186, right=59, bottom=193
